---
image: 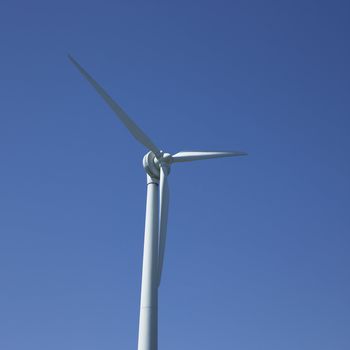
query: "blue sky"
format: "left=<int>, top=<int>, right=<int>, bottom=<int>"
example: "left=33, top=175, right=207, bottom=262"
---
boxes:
left=1, top=1, right=349, bottom=349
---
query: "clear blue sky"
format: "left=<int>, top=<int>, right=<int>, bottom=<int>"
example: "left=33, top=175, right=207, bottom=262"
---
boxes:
left=1, top=1, right=349, bottom=349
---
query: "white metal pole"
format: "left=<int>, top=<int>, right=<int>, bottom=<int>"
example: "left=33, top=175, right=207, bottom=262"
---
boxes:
left=138, top=174, right=159, bottom=350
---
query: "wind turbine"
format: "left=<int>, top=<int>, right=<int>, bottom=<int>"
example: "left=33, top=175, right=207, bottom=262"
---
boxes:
left=68, top=55, right=247, bottom=350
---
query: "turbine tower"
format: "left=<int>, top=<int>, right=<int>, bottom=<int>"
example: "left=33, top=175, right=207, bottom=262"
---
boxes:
left=69, top=55, right=247, bottom=350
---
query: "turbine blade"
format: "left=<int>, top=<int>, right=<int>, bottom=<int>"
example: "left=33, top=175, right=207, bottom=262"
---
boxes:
left=68, top=55, right=161, bottom=158
left=157, top=164, right=170, bottom=286
left=171, top=150, right=247, bottom=163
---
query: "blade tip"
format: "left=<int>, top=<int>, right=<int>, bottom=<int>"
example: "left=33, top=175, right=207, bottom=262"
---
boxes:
left=67, top=54, right=76, bottom=66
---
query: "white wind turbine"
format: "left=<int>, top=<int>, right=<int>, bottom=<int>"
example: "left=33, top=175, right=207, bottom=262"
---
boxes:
left=69, top=55, right=247, bottom=350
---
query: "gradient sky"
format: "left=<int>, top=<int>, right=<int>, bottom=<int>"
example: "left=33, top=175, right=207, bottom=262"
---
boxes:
left=1, top=1, right=349, bottom=349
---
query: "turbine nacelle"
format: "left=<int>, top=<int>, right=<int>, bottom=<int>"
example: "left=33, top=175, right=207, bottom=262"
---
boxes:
left=143, top=151, right=171, bottom=179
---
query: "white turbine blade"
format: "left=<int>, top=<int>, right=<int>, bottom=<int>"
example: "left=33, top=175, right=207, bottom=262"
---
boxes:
left=68, top=55, right=161, bottom=158
left=157, top=164, right=170, bottom=286
left=171, top=150, right=247, bottom=163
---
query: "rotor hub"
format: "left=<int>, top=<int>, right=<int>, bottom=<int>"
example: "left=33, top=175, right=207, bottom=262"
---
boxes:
left=143, top=151, right=171, bottom=179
